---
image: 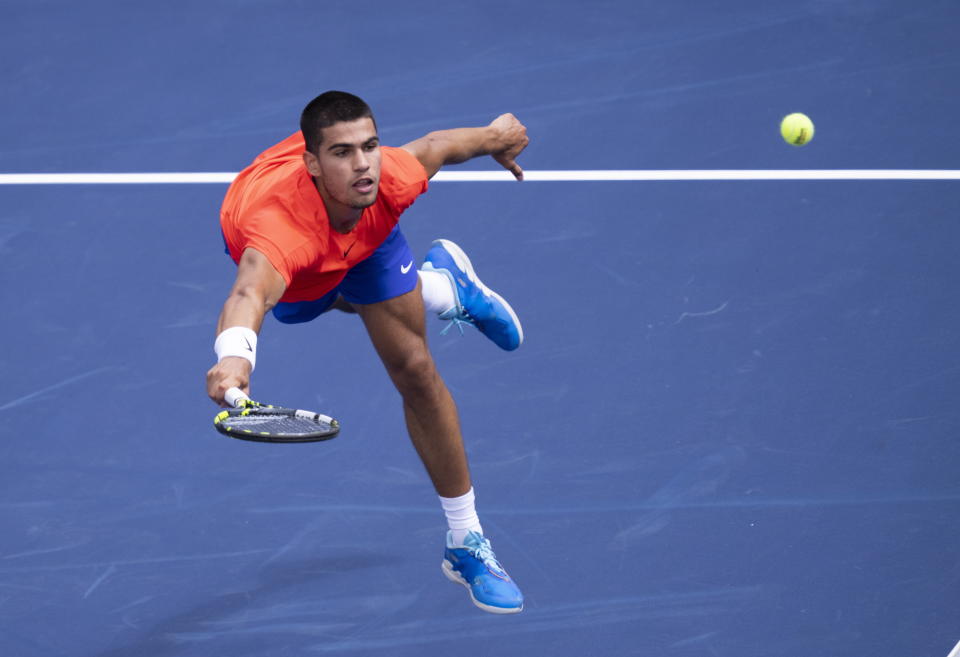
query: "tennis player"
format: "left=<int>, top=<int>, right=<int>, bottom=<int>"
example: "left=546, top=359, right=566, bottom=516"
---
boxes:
left=206, top=91, right=527, bottom=614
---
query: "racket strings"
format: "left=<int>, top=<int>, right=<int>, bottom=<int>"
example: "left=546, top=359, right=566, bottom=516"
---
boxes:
left=224, top=414, right=328, bottom=434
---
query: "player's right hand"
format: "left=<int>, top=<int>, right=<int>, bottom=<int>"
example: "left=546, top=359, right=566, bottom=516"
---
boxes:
left=206, top=357, right=252, bottom=407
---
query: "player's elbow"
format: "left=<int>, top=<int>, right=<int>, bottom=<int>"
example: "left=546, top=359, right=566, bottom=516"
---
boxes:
left=422, top=131, right=468, bottom=167
left=230, top=284, right=274, bottom=313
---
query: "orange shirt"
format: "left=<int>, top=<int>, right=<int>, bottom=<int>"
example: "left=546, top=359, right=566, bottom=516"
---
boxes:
left=220, top=132, right=429, bottom=303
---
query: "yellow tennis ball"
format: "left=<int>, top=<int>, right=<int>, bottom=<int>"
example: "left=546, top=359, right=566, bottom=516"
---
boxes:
left=781, top=112, right=815, bottom=146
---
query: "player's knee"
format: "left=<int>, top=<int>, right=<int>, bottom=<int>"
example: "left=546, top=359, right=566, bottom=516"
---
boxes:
left=387, top=347, right=438, bottom=399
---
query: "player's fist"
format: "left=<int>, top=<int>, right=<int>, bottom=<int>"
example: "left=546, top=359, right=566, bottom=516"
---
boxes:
left=206, top=357, right=252, bottom=407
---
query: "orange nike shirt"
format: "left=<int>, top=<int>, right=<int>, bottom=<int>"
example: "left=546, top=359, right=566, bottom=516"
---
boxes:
left=220, top=132, right=429, bottom=303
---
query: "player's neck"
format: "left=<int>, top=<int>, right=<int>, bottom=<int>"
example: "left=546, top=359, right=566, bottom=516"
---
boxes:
left=326, top=206, right=362, bottom=234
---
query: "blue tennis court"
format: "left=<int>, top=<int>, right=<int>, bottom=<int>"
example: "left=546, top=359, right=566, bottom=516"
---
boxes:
left=2, top=2, right=959, bottom=655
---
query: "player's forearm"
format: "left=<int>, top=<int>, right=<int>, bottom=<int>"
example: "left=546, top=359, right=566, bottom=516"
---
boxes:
left=216, top=247, right=287, bottom=335
left=405, top=113, right=527, bottom=180
left=216, top=286, right=271, bottom=334
left=422, top=126, right=502, bottom=166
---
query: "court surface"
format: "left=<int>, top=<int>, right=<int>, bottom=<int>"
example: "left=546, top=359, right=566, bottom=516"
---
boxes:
left=2, top=2, right=959, bottom=656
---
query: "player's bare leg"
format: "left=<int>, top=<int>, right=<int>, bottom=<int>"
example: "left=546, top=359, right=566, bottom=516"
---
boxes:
left=353, top=281, right=471, bottom=498
left=355, top=264, right=523, bottom=614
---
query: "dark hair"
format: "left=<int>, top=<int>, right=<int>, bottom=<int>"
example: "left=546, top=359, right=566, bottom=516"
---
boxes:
left=300, top=91, right=376, bottom=153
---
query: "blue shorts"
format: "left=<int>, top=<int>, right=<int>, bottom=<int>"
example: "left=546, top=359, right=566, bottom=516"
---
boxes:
left=271, top=225, right=418, bottom=324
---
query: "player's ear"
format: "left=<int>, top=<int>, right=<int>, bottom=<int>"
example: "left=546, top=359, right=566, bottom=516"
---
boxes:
left=302, top=150, right=321, bottom=176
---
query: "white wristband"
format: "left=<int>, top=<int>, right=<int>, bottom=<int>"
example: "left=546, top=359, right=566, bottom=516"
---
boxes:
left=214, top=326, right=257, bottom=371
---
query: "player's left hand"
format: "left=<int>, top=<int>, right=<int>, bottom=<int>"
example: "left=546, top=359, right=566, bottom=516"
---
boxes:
left=489, top=113, right=528, bottom=181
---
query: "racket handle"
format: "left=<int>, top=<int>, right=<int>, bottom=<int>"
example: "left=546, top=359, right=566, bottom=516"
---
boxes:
left=224, top=387, right=249, bottom=408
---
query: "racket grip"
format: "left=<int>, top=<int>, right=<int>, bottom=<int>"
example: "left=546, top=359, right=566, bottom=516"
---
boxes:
left=224, top=387, right=249, bottom=408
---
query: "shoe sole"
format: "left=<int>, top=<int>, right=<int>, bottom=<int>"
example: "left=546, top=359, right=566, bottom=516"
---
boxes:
left=441, top=559, right=523, bottom=614
left=432, top=239, right=524, bottom=349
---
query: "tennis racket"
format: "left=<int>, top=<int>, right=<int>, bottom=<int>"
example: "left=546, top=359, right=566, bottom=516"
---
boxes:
left=213, top=387, right=340, bottom=443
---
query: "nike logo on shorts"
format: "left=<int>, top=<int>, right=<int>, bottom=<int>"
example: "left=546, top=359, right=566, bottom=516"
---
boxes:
left=400, top=261, right=414, bottom=274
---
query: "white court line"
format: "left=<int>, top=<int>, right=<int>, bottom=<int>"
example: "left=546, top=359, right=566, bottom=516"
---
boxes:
left=0, top=170, right=959, bottom=184
left=0, top=173, right=238, bottom=184
left=442, top=170, right=960, bottom=181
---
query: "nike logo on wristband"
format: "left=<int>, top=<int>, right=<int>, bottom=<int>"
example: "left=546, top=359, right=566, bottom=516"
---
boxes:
left=215, top=326, right=257, bottom=372
left=400, top=261, right=414, bottom=274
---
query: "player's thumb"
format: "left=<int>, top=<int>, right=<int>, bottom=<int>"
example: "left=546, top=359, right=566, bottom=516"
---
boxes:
left=497, top=155, right=523, bottom=181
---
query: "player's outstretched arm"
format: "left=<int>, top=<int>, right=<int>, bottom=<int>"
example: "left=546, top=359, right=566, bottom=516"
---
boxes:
left=206, top=248, right=287, bottom=406
left=401, top=113, right=529, bottom=180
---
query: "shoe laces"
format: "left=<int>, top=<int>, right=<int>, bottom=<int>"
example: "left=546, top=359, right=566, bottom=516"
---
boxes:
left=464, top=533, right=502, bottom=570
left=440, top=314, right=474, bottom=337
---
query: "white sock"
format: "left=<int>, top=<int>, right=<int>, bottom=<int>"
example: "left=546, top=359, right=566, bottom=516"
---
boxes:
left=419, top=269, right=456, bottom=315
left=439, top=487, right=483, bottom=545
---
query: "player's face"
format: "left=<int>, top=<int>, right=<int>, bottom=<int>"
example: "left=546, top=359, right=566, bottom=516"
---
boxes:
left=304, top=118, right=381, bottom=222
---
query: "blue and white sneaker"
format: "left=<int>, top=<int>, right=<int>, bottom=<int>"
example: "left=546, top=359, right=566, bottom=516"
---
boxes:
left=442, top=530, right=523, bottom=614
left=422, top=239, right=523, bottom=351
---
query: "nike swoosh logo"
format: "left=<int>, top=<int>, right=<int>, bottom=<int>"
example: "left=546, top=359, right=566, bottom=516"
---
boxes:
left=400, top=261, right=414, bottom=274
left=343, top=242, right=357, bottom=258
left=242, top=336, right=253, bottom=352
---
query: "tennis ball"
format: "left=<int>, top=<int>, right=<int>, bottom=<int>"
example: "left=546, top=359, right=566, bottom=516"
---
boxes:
left=780, top=112, right=814, bottom=146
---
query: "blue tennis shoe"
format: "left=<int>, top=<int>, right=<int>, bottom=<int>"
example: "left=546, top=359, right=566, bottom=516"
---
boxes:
left=442, top=530, right=523, bottom=614
left=422, top=239, right=523, bottom=351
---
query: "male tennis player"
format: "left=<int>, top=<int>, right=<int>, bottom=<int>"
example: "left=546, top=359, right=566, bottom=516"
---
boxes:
left=206, top=91, right=527, bottom=614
